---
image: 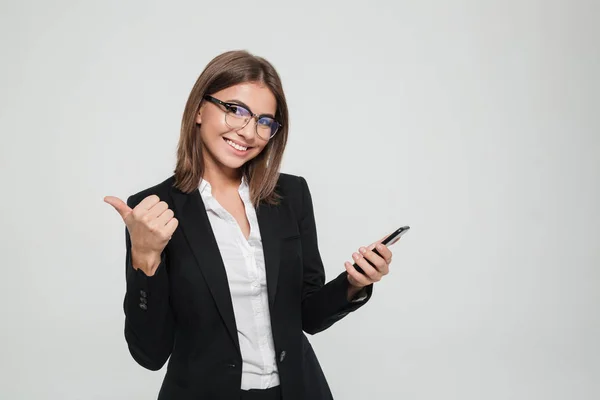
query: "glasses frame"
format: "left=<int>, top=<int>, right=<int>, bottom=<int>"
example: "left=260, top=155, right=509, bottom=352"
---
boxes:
left=203, top=95, right=280, bottom=140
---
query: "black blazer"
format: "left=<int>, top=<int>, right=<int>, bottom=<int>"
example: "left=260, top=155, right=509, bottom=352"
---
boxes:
left=122, top=173, right=373, bottom=399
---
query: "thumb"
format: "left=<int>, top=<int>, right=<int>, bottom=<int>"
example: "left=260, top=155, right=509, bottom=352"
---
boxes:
left=368, top=233, right=390, bottom=250
left=104, top=196, right=132, bottom=221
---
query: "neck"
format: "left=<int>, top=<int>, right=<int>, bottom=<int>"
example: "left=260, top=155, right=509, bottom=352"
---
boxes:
left=202, top=160, right=243, bottom=193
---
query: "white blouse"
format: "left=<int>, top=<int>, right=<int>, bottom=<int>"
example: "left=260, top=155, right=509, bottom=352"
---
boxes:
left=198, top=178, right=279, bottom=390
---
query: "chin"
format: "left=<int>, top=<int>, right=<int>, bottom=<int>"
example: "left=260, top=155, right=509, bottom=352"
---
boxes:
left=218, top=152, right=256, bottom=170
left=220, top=159, right=246, bottom=170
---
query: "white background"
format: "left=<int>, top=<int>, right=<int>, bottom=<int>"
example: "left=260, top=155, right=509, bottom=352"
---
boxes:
left=1, top=0, right=598, bottom=399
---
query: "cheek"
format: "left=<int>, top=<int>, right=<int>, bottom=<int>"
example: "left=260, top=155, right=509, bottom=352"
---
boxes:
left=200, top=117, right=230, bottom=140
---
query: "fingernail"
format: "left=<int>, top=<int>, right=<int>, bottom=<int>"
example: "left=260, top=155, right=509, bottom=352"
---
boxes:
left=359, top=247, right=366, bottom=254
left=352, top=253, right=360, bottom=260
left=377, top=243, right=384, bottom=250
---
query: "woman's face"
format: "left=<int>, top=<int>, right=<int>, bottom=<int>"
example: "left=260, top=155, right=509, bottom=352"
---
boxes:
left=197, top=82, right=277, bottom=174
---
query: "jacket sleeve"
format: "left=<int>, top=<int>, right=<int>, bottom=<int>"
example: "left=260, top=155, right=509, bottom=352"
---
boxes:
left=298, top=176, right=373, bottom=335
left=123, top=196, right=175, bottom=371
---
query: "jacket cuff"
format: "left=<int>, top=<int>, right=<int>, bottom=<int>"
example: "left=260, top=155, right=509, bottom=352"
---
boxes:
left=125, top=251, right=168, bottom=315
left=332, top=271, right=373, bottom=314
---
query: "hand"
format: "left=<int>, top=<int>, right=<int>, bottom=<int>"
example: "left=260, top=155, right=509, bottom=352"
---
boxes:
left=104, top=194, right=178, bottom=275
left=344, top=238, right=393, bottom=290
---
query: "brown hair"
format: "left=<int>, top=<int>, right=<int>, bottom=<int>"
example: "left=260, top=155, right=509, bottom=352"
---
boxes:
left=174, top=50, right=289, bottom=206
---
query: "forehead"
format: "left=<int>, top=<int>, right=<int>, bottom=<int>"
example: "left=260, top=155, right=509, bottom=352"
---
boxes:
left=212, top=82, right=277, bottom=114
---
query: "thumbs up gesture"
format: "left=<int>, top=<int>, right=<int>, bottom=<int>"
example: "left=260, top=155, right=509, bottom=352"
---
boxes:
left=104, top=194, right=178, bottom=276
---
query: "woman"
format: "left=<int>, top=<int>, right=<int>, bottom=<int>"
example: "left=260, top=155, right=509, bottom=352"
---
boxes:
left=104, top=50, right=394, bottom=400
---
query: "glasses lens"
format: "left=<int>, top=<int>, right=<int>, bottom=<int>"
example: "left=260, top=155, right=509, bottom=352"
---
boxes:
left=256, top=117, right=280, bottom=139
left=224, top=104, right=251, bottom=129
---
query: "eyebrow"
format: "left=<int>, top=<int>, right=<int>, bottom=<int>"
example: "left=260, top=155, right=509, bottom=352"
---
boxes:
left=225, top=98, right=275, bottom=119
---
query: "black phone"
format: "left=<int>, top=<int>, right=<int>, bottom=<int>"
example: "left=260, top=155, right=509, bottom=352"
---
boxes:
left=353, top=225, right=410, bottom=274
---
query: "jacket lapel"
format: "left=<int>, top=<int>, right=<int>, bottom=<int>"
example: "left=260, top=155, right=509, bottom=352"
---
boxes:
left=171, top=186, right=240, bottom=354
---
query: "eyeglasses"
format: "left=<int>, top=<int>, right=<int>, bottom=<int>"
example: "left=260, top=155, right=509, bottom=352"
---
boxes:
left=203, top=95, right=281, bottom=140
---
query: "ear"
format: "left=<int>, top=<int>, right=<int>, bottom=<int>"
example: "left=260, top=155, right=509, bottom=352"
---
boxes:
left=196, top=103, right=205, bottom=124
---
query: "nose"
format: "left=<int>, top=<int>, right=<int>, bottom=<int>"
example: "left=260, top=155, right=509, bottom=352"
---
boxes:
left=235, top=117, right=257, bottom=141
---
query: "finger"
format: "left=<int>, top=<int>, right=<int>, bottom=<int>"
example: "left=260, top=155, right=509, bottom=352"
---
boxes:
left=104, top=196, right=132, bottom=221
left=136, top=195, right=161, bottom=212
left=345, top=261, right=372, bottom=287
left=156, top=208, right=175, bottom=227
left=353, top=252, right=382, bottom=282
left=367, top=241, right=393, bottom=265
left=146, top=201, right=169, bottom=220
left=165, top=217, right=179, bottom=238
left=360, top=246, right=389, bottom=275
left=374, top=243, right=393, bottom=263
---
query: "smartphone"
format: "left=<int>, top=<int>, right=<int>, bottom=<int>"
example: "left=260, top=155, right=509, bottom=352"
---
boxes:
left=353, top=225, right=410, bottom=274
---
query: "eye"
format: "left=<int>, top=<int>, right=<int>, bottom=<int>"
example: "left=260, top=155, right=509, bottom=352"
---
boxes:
left=257, top=117, right=274, bottom=127
left=225, top=104, right=250, bottom=118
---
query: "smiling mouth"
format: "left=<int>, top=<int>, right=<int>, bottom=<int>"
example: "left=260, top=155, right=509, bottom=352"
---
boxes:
left=224, top=138, right=252, bottom=152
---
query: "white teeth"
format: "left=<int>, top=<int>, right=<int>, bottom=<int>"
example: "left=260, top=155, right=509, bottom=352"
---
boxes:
left=226, top=139, right=248, bottom=151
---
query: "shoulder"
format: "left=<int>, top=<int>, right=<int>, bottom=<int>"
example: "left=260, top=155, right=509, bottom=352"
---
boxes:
left=276, top=172, right=309, bottom=197
left=275, top=172, right=315, bottom=215
left=126, top=175, right=177, bottom=209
